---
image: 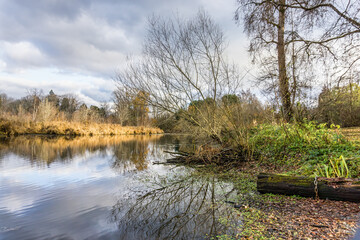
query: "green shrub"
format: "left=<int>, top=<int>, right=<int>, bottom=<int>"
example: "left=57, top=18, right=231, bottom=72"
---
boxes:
left=316, top=155, right=351, bottom=178
left=248, top=121, right=360, bottom=176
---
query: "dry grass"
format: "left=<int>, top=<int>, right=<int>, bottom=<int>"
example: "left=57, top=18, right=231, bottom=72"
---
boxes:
left=340, top=127, right=360, bottom=142
left=0, top=118, right=163, bottom=136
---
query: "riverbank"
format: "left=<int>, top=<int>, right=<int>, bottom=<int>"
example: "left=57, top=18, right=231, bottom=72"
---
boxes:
left=0, top=118, right=163, bottom=136
left=194, top=168, right=360, bottom=239
left=164, top=123, right=360, bottom=238
left=169, top=122, right=360, bottom=178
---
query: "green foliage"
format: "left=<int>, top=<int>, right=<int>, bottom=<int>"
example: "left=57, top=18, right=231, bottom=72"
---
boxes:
left=221, top=94, right=239, bottom=105
left=237, top=207, right=277, bottom=240
left=248, top=121, right=360, bottom=177
left=46, top=90, right=60, bottom=107
left=316, top=155, right=350, bottom=178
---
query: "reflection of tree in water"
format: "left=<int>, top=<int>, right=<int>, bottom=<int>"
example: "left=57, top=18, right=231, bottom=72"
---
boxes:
left=0, top=136, right=74, bottom=166
left=0, top=135, right=164, bottom=169
left=110, top=172, right=239, bottom=240
left=111, top=139, right=149, bottom=172
left=110, top=135, right=191, bottom=173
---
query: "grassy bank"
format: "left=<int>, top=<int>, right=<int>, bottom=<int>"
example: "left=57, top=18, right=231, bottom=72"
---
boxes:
left=168, top=122, right=360, bottom=237
left=247, top=122, right=360, bottom=177
left=0, top=118, right=163, bottom=136
left=172, top=121, right=360, bottom=178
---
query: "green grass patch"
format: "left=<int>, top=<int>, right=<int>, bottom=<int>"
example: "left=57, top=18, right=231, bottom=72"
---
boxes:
left=248, top=121, right=360, bottom=177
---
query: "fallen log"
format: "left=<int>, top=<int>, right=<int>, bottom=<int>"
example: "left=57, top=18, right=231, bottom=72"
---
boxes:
left=257, top=173, right=360, bottom=202
left=163, top=150, right=190, bottom=157
left=165, top=147, right=247, bottom=165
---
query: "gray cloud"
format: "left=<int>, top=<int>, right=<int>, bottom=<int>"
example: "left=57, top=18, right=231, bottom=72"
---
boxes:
left=0, top=0, right=249, bottom=104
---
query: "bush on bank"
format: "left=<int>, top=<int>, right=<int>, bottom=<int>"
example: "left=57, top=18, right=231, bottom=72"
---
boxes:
left=248, top=121, right=360, bottom=177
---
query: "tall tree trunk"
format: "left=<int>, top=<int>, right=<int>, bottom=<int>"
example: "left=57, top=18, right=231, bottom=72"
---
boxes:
left=277, top=0, right=292, bottom=122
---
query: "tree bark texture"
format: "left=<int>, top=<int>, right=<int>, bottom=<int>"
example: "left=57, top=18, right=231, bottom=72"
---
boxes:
left=277, top=0, right=292, bottom=121
left=257, top=173, right=360, bottom=202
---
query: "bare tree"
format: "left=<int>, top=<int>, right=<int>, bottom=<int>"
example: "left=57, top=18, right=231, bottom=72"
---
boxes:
left=37, top=98, right=59, bottom=122
left=235, top=0, right=360, bottom=122
left=25, top=88, right=43, bottom=121
left=115, top=11, right=243, bottom=141
left=0, top=93, right=12, bottom=115
left=113, top=90, right=131, bottom=125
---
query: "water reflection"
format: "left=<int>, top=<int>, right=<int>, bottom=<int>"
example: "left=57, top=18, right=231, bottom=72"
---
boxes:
left=0, top=135, right=167, bottom=172
left=0, top=135, right=239, bottom=240
left=111, top=171, right=240, bottom=239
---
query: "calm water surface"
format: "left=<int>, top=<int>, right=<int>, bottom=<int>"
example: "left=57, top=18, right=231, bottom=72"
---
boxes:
left=0, top=135, right=239, bottom=240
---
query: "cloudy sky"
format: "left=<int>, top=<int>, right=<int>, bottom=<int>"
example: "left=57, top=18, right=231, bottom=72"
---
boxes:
left=0, top=0, right=249, bottom=106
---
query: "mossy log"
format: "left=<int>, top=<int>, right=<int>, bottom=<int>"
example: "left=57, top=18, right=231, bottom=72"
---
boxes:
left=257, top=173, right=360, bottom=202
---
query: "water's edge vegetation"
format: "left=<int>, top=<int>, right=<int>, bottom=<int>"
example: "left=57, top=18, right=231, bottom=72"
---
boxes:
left=168, top=121, right=360, bottom=179
left=162, top=122, right=360, bottom=238
left=0, top=118, right=163, bottom=136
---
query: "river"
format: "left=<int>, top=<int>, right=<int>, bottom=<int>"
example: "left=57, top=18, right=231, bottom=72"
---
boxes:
left=0, top=135, right=240, bottom=240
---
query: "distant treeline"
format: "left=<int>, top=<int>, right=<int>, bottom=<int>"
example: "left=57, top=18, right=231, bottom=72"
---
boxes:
left=1, top=82, right=360, bottom=133
left=0, top=89, right=151, bottom=126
